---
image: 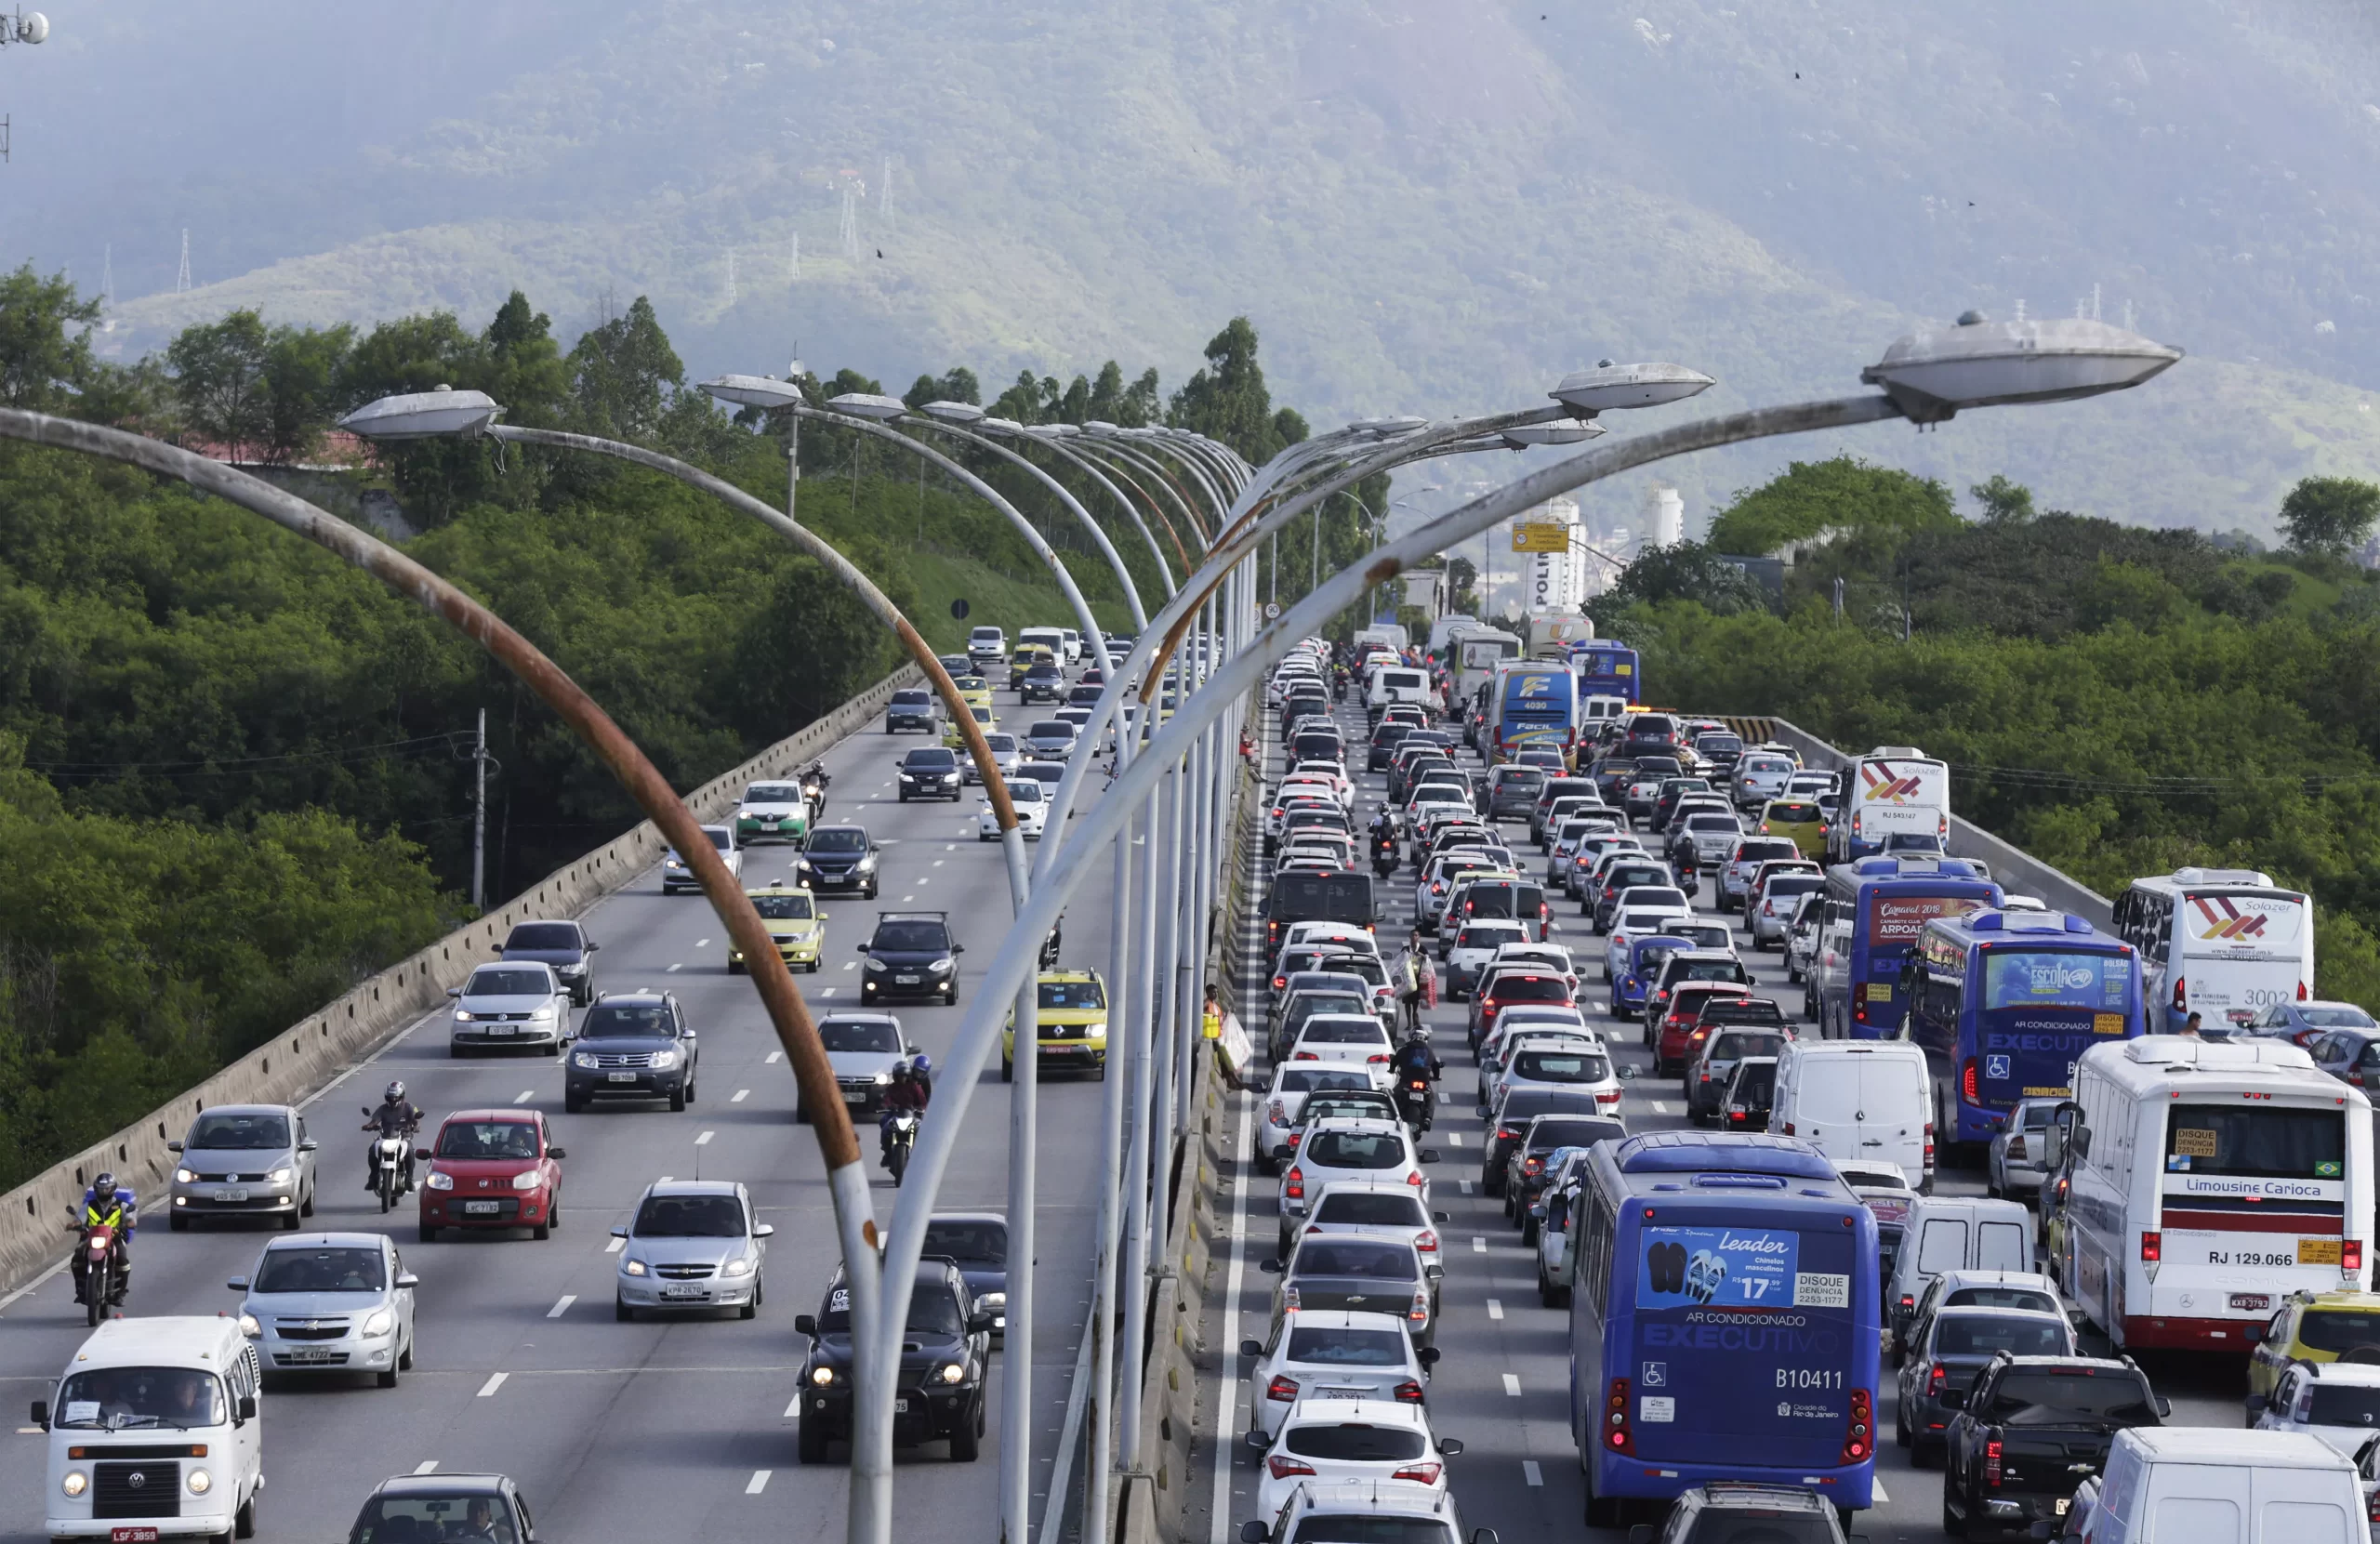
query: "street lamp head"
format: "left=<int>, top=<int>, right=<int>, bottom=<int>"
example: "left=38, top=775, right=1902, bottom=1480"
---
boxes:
left=1083, top=420, right=1119, bottom=434
left=338, top=389, right=502, bottom=441
left=826, top=392, right=909, bottom=421
left=1861, top=313, right=2183, bottom=424
left=1551, top=361, right=1716, bottom=416
left=1350, top=416, right=1429, bottom=436
left=1498, top=418, right=1606, bottom=449
left=699, top=374, right=807, bottom=413
left=979, top=417, right=1026, bottom=435
left=919, top=400, right=986, bottom=423
left=1038, top=423, right=1084, bottom=437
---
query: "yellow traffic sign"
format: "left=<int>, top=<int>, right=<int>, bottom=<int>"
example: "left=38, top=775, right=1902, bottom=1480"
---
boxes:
left=1511, top=522, right=1570, bottom=554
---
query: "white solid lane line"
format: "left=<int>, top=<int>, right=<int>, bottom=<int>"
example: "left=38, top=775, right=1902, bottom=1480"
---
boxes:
left=477, top=1373, right=508, bottom=1398
left=547, top=1295, right=575, bottom=1318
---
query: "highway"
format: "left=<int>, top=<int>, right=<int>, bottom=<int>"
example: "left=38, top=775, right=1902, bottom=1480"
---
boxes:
left=1206, top=690, right=2258, bottom=1544
left=0, top=668, right=1116, bottom=1544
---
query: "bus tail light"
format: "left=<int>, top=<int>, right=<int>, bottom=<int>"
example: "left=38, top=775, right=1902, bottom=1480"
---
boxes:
left=1961, top=1060, right=1978, bottom=1103
left=1984, top=1438, right=2003, bottom=1487
left=2172, top=976, right=2187, bottom=1011
left=1605, top=1378, right=1633, bottom=1453
left=1852, top=983, right=1870, bottom=1026
left=2140, top=1231, right=2161, bottom=1283
left=1842, top=1388, right=1872, bottom=1463
left=1265, top=1374, right=1301, bottom=1404
left=2346, top=1239, right=2364, bottom=1273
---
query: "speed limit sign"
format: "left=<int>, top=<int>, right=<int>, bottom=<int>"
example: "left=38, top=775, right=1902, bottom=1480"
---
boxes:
left=1263, top=601, right=1281, bottom=620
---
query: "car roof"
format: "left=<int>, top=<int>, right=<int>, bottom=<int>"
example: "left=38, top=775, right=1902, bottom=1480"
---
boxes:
left=641, top=1179, right=741, bottom=1199
left=372, top=1473, right=512, bottom=1498
left=441, top=1108, right=539, bottom=1124
left=191, top=1102, right=298, bottom=1118
left=1276, top=1308, right=1416, bottom=1332
left=260, top=1231, right=390, bottom=1251
left=1693, top=1482, right=1833, bottom=1513
left=594, top=990, right=671, bottom=1007
left=2302, top=1361, right=2380, bottom=1386
left=1282, top=1396, right=1427, bottom=1428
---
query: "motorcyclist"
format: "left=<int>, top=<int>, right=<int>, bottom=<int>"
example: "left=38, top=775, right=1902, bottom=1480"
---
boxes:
left=363, top=1080, right=426, bottom=1193
left=909, top=1052, right=934, bottom=1101
left=879, top=1062, right=930, bottom=1167
left=1393, top=1023, right=1442, bottom=1084
left=73, top=1170, right=136, bottom=1305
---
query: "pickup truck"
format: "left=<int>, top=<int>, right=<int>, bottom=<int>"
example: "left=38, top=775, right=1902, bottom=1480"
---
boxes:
left=1940, top=1352, right=2168, bottom=1543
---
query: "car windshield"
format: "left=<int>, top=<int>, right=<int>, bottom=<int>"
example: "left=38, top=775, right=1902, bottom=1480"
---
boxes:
left=257, top=1246, right=385, bottom=1293
left=505, top=923, right=579, bottom=950
left=923, top=1220, right=1009, bottom=1265
left=904, top=750, right=958, bottom=770
left=1512, top=1051, right=1608, bottom=1084
left=1932, top=1313, right=2069, bottom=1358
left=2308, top=1384, right=2380, bottom=1428
left=809, top=828, right=868, bottom=852
left=703, top=827, right=733, bottom=851
left=53, top=1367, right=226, bottom=1432
left=351, top=1492, right=521, bottom=1544
left=872, top=921, right=949, bottom=951
left=2299, top=1311, right=2380, bottom=1354
left=187, top=1111, right=291, bottom=1150
left=1488, top=977, right=1569, bottom=1003
left=1009, top=783, right=1047, bottom=805
left=747, top=784, right=802, bottom=803
left=820, top=1019, right=901, bottom=1053
left=632, top=1194, right=747, bottom=1237
left=1284, top=1326, right=1408, bottom=1366
left=818, top=1282, right=965, bottom=1337
left=2300, top=1007, right=2380, bottom=1028
left=466, top=968, right=550, bottom=996
left=1729, top=1062, right=1778, bottom=1101
left=1294, top=1241, right=1418, bottom=1280
left=1675, top=960, right=1743, bottom=983
left=752, top=893, right=815, bottom=920
left=1531, top=1118, right=1621, bottom=1150
left=1305, top=1130, right=1407, bottom=1168
left=581, top=1002, right=676, bottom=1037
left=1285, top=1522, right=1454, bottom=1544
left=1303, top=1019, right=1388, bottom=1046
left=892, top=691, right=932, bottom=706
left=1980, top=1369, right=2160, bottom=1425
left=1314, top=1193, right=1427, bottom=1227
left=1304, top=1097, right=1395, bottom=1126
left=1947, top=1287, right=2058, bottom=1313
left=1713, top=1031, right=1787, bottom=1062
left=436, top=1120, right=540, bottom=1160
left=1285, top=1424, right=1428, bottom=1461
left=1040, top=979, right=1105, bottom=1010
left=1279, top=1068, right=1373, bottom=1094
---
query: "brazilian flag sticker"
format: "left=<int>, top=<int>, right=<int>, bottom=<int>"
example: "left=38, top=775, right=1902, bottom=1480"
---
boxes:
left=2318, top=1161, right=2344, bottom=1179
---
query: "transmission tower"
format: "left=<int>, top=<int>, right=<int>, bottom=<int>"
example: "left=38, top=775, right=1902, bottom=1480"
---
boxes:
left=726, top=246, right=737, bottom=306
left=787, top=231, right=800, bottom=283
left=175, top=229, right=192, bottom=293
left=839, top=186, right=860, bottom=258
left=881, top=154, right=894, bottom=231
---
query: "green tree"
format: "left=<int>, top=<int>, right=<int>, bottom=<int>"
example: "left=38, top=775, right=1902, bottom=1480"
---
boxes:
left=166, top=309, right=272, bottom=461
left=1705, top=455, right=1960, bottom=554
left=0, top=265, right=100, bottom=411
left=1586, top=541, right=1767, bottom=628
left=1169, top=317, right=1304, bottom=464
left=1972, top=473, right=2037, bottom=524
left=2280, top=476, right=2380, bottom=557
left=258, top=322, right=355, bottom=465
left=566, top=295, right=682, bottom=443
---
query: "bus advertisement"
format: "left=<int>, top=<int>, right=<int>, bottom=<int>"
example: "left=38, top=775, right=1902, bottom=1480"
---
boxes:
left=1814, top=858, right=2003, bottom=1040
left=1568, top=1133, right=1880, bottom=1524
left=1826, top=747, right=1950, bottom=863
left=1488, top=662, right=1580, bottom=767
left=1906, top=909, right=2146, bottom=1146
left=1569, top=643, right=1641, bottom=706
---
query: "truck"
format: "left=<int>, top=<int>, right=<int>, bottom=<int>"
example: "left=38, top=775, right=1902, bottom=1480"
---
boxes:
left=1522, top=610, right=1592, bottom=659
left=1827, top=745, right=1950, bottom=863
left=1448, top=627, right=1522, bottom=718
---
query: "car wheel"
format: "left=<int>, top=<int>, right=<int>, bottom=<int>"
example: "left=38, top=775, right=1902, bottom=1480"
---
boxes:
left=949, top=1398, right=985, bottom=1461
left=234, top=1488, right=257, bottom=1541
left=898, top=792, right=909, bottom=803
left=669, top=1085, right=686, bottom=1113
left=419, top=1224, right=437, bottom=1245
left=300, top=1184, right=316, bottom=1219
left=1001, top=1058, right=1013, bottom=1083
left=534, top=1220, right=551, bottom=1241
left=399, top=1337, right=414, bottom=1371
left=451, top=1043, right=471, bottom=1060
left=1942, top=1493, right=1965, bottom=1539
left=565, top=1090, right=585, bottom=1115
left=169, top=1213, right=189, bottom=1233
left=616, top=1295, right=634, bottom=1324
left=377, top=1362, right=399, bottom=1389
left=798, top=1416, right=830, bottom=1464
left=728, top=959, right=745, bottom=975
left=740, top=1292, right=758, bottom=1321
left=280, top=1207, right=301, bottom=1232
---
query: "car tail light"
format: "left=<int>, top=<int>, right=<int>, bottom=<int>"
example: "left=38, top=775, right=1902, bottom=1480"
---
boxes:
left=1523, top=1157, right=1545, bottom=1176
left=1405, top=1171, right=1425, bottom=1188
left=1390, top=1461, right=1444, bottom=1485
left=1962, top=1059, right=1978, bottom=1102
left=1605, top=1377, right=1633, bottom=1452
left=1265, top=1455, right=1317, bottom=1480
left=1842, top=1388, right=1872, bottom=1462
left=1273, top=975, right=1288, bottom=990
left=1286, top=1131, right=1303, bottom=1154
left=1394, top=1379, right=1425, bottom=1404
left=1496, top=1126, right=1520, bottom=1142
left=1924, top=1120, right=1935, bottom=1170
left=1293, top=1051, right=1318, bottom=1061
left=1409, top=1289, right=1430, bottom=1323
left=1268, top=1100, right=1287, bottom=1126
left=2301, top=980, right=2311, bottom=1001
left=1284, top=1167, right=1305, bottom=1201
left=1415, top=1230, right=1438, bottom=1254
left=1985, top=1437, right=2003, bottom=1487
left=1597, top=1089, right=1620, bottom=1105
left=2140, top=1231, right=2161, bottom=1262
left=1899, top=1293, right=1915, bottom=1313
left=1853, top=982, right=1870, bottom=1025
left=1265, top=1374, right=1301, bottom=1404
left=1727, top=1107, right=1747, bottom=1126
left=2348, top=1239, right=2366, bottom=1273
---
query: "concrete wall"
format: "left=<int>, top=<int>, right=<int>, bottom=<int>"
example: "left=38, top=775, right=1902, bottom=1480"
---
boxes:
left=0, top=666, right=920, bottom=1297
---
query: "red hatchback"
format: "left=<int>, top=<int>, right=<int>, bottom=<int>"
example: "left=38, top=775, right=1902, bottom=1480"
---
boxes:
left=418, top=1109, right=566, bottom=1243
left=1650, top=983, right=1755, bottom=1076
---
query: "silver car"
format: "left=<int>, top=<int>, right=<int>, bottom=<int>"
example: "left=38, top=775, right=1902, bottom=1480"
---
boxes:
left=231, top=1232, right=416, bottom=1385
left=813, top=1011, right=918, bottom=1117
left=613, top=1181, right=773, bottom=1320
left=1989, top=1098, right=2064, bottom=1199
left=662, top=823, right=744, bottom=894
left=447, top=960, right=572, bottom=1056
left=167, top=1104, right=320, bottom=1232
left=967, top=732, right=1025, bottom=785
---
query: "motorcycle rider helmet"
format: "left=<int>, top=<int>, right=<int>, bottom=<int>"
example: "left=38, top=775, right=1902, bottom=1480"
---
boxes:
left=385, top=1080, right=406, bottom=1104
left=890, top=1062, right=913, bottom=1084
left=912, top=1053, right=932, bottom=1076
left=92, top=1170, right=115, bottom=1195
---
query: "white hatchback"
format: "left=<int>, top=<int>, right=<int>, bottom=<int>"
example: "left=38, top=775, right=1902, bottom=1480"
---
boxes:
left=1279, top=1117, right=1436, bottom=1254
left=1238, top=1310, right=1435, bottom=1440
left=977, top=780, right=1049, bottom=841
left=1253, top=1397, right=1461, bottom=1520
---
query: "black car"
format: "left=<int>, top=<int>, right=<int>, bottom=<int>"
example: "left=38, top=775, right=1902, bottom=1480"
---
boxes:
left=1019, top=661, right=1066, bottom=703
left=1718, top=1056, right=1778, bottom=1130
left=797, top=824, right=879, bottom=896
left=345, top=1472, right=544, bottom=1544
left=795, top=1259, right=995, bottom=1463
left=1504, top=1114, right=1626, bottom=1236
left=499, top=918, right=599, bottom=1006
left=563, top=990, right=696, bottom=1113
left=1260, top=1233, right=1438, bottom=1347
left=859, top=911, right=962, bottom=1005
left=1065, top=682, right=1104, bottom=709
left=1289, top=727, right=1345, bottom=767
left=1481, top=1088, right=1606, bottom=1194
left=1368, top=722, right=1417, bottom=772
left=1942, top=1353, right=2167, bottom=1542
left=923, top=1213, right=1010, bottom=1340
left=1484, top=767, right=1547, bottom=821
left=896, top=746, right=964, bottom=801
left=884, top=687, right=937, bottom=733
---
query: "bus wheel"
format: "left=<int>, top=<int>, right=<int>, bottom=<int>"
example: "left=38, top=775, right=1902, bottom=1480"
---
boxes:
left=1583, top=1471, right=1623, bottom=1530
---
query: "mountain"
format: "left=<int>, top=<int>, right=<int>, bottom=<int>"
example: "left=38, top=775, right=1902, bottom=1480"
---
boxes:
left=15, top=0, right=2380, bottom=539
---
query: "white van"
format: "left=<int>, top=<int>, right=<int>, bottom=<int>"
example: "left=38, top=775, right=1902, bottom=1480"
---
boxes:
left=966, top=625, right=1008, bottom=662
left=36, top=1316, right=264, bottom=1541
left=1018, top=626, right=1068, bottom=664
left=2076, top=1428, right=2365, bottom=1544
left=1884, top=1194, right=2037, bottom=1349
left=1057, top=627, right=1082, bottom=665
left=1365, top=666, right=1431, bottom=719
left=1769, top=1039, right=1935, bottom=1190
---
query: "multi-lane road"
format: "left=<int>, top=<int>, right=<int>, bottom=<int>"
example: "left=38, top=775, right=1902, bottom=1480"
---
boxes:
left=1205, top=689, right=2259, bottom=1544
left=0, top=672, right=1119, bottom=1543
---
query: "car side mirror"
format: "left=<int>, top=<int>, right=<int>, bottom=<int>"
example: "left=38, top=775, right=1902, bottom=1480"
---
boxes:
left=165, top=1141, right=183, bottom=1154
left=1259, top=1258, right=1282, bottom=1273
left=298, top=1139, right=318, bottom=1153
left=29, top=1400, right=47, bottom=1430
left=2155, top=1395, right=2172, bottom=1418
left=226, top=1275, right=247, bottom=1291
left=1472, top=1532, right=1501, bottom=1544
left=1434, top=1211, right=1450, bottom=1223
left=611, top=1226, right=629, bottom=1239
left=953, top=944, right=966, bottom=955
left=445, top=987, right=463, bottom=998
left=855, top=944, right=870, bottom=954
left=1620, top=1064, right=1639, bottom=1080
left=588, top=941, right=601, bottom=951
left=1628, top=1528, right=1655, bottom=1544
left=1239, top=1339, right=1264, bottom=1358
left=413, top=1148, right=430, bottom=1164
left=236, top=1394, right=257, bottom=1423
left=756, top=1224, right=775, bottom=1239
left=968, top=1311, right=996, bottom=1334
left=795, top=1314, right=819, bottom=1338
left=547, top=1147, right=565, bottom=1161
left=1418, top=1346, right=1442, bottom=1366
left=1240, top=1524, right=1272, bottom=1543
left=1437, top=1437, right=1465, bottom=1456
left=1419, top=1149, right=1441, bottom=1164
left=395, top=1273, right=419, bottom=1289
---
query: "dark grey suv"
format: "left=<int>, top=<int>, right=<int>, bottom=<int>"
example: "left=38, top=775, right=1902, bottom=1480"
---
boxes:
left=498, top=919, right=598, bottom=1006
left=884, top=688, right=936, bottom=733
left=564, top=991, right=697, bottom=1113
left=896, top=746, right=964, bottom=801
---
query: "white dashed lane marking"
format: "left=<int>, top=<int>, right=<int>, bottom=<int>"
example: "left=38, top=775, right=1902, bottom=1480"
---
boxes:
left=606, top=1236, right=626, bottom=1254
left=1486, top=1299, right=1504, bottom=1321
left=732, top=1089, right=750, bottom=1103
left=1523, top=1460, right=1543, bottom=1486
left=1472, top=1237, right=1488, bottom=1253
left=477, top=1373, right=508, bottom=1398
left=747, top=1470, right=773, bottom=1496
left=766, top=1051, right=783, bottom=1064
left=1502, top=1374, right=1522, bottom=1396
left=513, top=1089, right=534, bottom=1104
left=414, top=1461, right=440, bottom=1475
left=695, top=1130, right=715, bottom=1146
left=547, top=1296, right=575, bottom=1318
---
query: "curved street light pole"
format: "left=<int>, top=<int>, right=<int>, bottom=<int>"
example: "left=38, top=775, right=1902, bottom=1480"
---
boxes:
left=1077, top=434, right=1222, bottom=554
left=999, top=430, right=1180, bottom=599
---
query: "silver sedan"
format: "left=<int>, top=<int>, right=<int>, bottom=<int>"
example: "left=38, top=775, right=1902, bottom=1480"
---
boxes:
left=231, top=1233, right=416, bottom=1386
left=613, top=1180, right=773, bottom=1320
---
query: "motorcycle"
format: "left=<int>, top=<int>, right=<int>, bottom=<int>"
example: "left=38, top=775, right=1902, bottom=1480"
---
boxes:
left=70, top=1218, right=125, bottom=1326
left=800, top=767, right=830, bottom=816
left=1396, top=1076, right=1435, bottom=1133
left=364, top=1107, right=419, bottom=1213
left=1371, top=837, right=1400, bottom=878
left=886, top=1111, right=920, bottom=1186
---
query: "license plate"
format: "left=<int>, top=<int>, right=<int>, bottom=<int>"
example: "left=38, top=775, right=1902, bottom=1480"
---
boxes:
left=894, top=1398, right=911, bottom=1415
left=488, top=1023, right=516, bottom=1036
left=608, top=1071, right=639, bottom=1082
left=660, top=1286, right=708, bottom=1300
left=214, top=1188, right=249, bottom=1203
left=1316, top=1386, right=1368, bottom=1400
left=2300, top=1238, right=2343, bottom=1265
left=2231, top=1292, right=2273, bottom=1313
left=285, top=1347, right=341, bottom=1363
left=895, top=975, right=920, bottom=985
left=843, top=1091, right=867, bottom=1103
left=112, top=1529, right=160, bottom=1543
left=463, top=1200, right=501, bottom=1215
left=2056, top=1499, right=2070, bottom=1517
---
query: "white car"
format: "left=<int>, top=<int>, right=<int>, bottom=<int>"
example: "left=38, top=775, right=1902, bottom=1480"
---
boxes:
left=1477, top=1028, right=1600, bottom=1114
left=448, top=960, right=572, bottom=1054
left=231, top=1232, right=416, bottom=1386
left=1492, top=1037, right=1623, bottom=1117
left=1288, top=761, right=1355, bottom=808
left=2255, top=1362, right=2380, bottom=1458
left=660, top=823, right=742, bottom=894
left=1296, top=1180, right=1447, bottom=1285
left=1239, top=1310, right=1435, bottom=1441
left=1253, top=1397, right=1460, bottom=1520
left=1252, top=1483, right=1477, bottom=1544
left=1286, top=1014, right=1396, bottom=1078
left=732, top=780, right=812, bottom=845
left=978, top=779, right=1049, bottom=841
left=1278, top=1117, right=1435, bottom=1253
left=967, top=732, right=1023, bottom=785
left=1442, top=920, right=1529, bottom=998
left=1276, top=921, right=1382, bottom=967
left=1733, top=752, right=1797, bottom=809
left=1259, top=1063, right=1381, bottom=1168
left=1013, top=759, right=1067, bottom=798
left=1487, top=941, right=1577, bottom=988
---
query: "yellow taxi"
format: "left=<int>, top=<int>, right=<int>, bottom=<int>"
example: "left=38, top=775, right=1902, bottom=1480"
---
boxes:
left=2247, top=1291, right=2380, bottom=1407
left=726, top=883, right=826, bottom=974
left=950, top=674, right=995, bottom=713
left=944, top=704, right=998, bottom=749
left=1008, top=645, right=1057, bottom=691
left=1003, top=969, right=1108, bottom=1081
left=1760, top=797, right=1829, bottom=861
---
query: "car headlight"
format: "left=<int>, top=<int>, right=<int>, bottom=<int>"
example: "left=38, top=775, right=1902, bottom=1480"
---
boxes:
left=533, top=1005, right=558, bottom=1021
left=574, top=1051, right=599, bottom=1069
left=978, top=1291, right=1007, bottom=1310
left=649, top=1048, right=680, bottom=1069
left=928, top=958, right=955, bottom=973
left=362, top=1309, right=395, bottom=1338
left=857, top=855, right=877, bottom=871
left=264, top=1167, right=293, bottom=1186
left=723, top=1256, right=755, bottom=1277
left=1085, top=1021, right=1108, bottom=1042
left=810, top=1365, right=837, bottom=1386
left=623, top=1259, right=648, bottom=1276
left=873, top=1070, right=893, bottom=1086
left=938, top=1362, right=967, bottom=1385
left=512, top=1169, right=542, bottom=1191
left=453, top=1010, right=476, bottom=1023
left=187, top=1468, right=211, bottom=1495
left=666, top=857, right=686, bottom=869
left=175, top=1168, right=198, bottom=1184
left=60, top=1470, right=87, bottom=1498
left=942, top=772, right=959, bottom=783
left=866, top=958, right=887, bottom=972
left=236, top=1313, right=260, bottom=1338
left=796, top=858, right=814, bottom=871
left=427, top=1171, right=456, bottom=1191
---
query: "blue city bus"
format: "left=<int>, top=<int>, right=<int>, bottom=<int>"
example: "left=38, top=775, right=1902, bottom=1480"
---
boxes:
left=1904, top=908, right=2146, bottom=1146
left=1570, top=642, right=1641, bottom=705
left=1815, top=857, right=2003, bottom=1041
left=1567, top=1133, right=1880, bottom=1525
left=1488, top=661, right=1580, bottom=766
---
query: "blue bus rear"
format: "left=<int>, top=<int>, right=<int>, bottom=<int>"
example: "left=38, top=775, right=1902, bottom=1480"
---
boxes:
left=1906, top=910, right=2145, bottom=1144
left=1571, top=643, right=1641, bottom=705
left=1495, top=666, right=1580, bottom=764
left=1567, top=1133, right=1879, bottom=1523
left=1823, top=859, right=2002, bottom=1040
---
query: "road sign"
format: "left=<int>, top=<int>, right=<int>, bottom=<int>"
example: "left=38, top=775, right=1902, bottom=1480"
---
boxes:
left=950, top=598, right=971, bottom=620
left=1512, top=522, right=1570, bottom=554
left=1263, top=601, right=1281, bottom=620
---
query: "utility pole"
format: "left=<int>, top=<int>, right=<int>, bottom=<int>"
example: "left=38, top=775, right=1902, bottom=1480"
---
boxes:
left=470, top=708, right=491, bottom=911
